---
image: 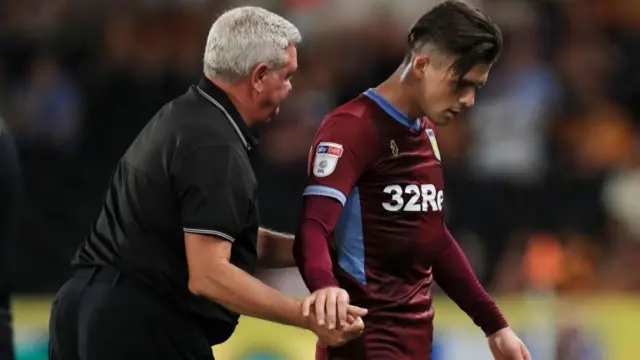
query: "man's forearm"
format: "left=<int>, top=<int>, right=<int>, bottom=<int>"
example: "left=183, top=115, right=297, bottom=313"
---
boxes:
left=433, top=227, right=508, bottom=336
left=189, top=260, right=309, bottom=329
left=257, top=227, right=296, bottom=268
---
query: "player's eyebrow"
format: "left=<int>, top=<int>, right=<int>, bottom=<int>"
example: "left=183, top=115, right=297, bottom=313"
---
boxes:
left=458, top=78, right=486, bottom=89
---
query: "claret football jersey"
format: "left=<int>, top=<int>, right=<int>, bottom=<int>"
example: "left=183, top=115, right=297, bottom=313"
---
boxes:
left=304, top=88, right=446, bottom=325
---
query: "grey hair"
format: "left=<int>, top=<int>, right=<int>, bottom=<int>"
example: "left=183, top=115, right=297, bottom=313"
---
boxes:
left=203, top=6, right=302, bottom=80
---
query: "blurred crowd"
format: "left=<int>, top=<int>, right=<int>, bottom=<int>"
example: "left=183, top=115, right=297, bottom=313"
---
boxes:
left=1, top=0, right=640, bottom=297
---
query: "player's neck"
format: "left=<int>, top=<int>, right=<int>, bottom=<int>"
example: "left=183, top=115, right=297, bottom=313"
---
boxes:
left=374, top=74, right=424, bottom=119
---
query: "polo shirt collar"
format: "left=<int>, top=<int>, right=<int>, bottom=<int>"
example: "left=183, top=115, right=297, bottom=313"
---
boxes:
left=196, top=76, right=258, bottom=151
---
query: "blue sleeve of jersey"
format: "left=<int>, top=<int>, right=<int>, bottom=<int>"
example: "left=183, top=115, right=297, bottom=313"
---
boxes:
left=303, top=185, right=347, bottom=205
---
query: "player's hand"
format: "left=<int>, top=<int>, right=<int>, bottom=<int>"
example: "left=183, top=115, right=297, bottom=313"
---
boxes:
left=301, top=287, right=368, bottom=329
left=488, top=327, right=531, bottom=360
left=307, top=312, right=365, bottom=347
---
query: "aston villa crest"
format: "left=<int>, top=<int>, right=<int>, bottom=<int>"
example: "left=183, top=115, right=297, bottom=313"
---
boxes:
left=426, top=129, right=441, bottom=161
left=390, top=140, right=399, bottom=157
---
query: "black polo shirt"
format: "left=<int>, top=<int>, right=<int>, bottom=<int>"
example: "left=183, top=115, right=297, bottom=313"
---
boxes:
left=72, top=77, right=259, bottom=343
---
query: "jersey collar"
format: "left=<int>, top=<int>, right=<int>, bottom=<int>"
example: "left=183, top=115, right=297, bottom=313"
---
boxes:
left=363, top=88, right=422, bottom=132
left=196, top=76, right=258, bottom=151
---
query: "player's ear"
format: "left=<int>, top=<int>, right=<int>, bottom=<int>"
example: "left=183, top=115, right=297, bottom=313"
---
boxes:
left=412, top=55, right=430, bottom=80
left=251, top=63, right=269, bottom=92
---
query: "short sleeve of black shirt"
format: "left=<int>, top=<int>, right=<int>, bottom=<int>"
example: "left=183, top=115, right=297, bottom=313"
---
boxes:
left=173, top=144, right=251, bottom=243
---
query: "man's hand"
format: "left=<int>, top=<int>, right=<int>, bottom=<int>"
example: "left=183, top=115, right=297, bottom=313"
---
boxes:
left=307, top=312, right=365, bottom=347
left=301, top=287, right=367, bottom=329
left=488, top=327, right=531, bottom=360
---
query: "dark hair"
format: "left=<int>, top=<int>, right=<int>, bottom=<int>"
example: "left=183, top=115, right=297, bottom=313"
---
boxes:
left=406, top=0, right=503, bottom=77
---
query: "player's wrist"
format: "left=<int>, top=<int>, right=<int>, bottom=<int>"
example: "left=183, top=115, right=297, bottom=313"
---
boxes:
left=487, top=326, right=511, bottom=338
left=306, top=273, right=340, bottom=292
left=482, top=318, right=509, bottom=337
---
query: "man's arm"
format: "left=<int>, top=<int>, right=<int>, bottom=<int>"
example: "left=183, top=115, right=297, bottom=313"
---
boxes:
left=175, top=146, right=308, bottom=327
left=185, top=232, right=367, bottom=346
left=174, top=144, right=366, bottom=337
left=432, top=226, right=508, bottom=336
left=186, top=232, right=308, bottom=327
left=257, top=227, right=295, bottom=268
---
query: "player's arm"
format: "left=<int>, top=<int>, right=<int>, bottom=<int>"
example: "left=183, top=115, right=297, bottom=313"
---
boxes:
left=256, top=227, right=296, bottom=268
left=432, top=226, right=508, bottom=335
left=294, top=114, right=375, bottom=328
left=295, top=196, right=342, bottom=290
left=432, top=227, right=531, bottom=359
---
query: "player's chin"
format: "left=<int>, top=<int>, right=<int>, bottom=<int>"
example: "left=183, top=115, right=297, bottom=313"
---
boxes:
left=431, top=115, right=451, bottom=126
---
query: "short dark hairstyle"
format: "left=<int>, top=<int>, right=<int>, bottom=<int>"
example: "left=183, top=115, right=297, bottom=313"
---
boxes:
left=406, top=0, right=503, bottom=77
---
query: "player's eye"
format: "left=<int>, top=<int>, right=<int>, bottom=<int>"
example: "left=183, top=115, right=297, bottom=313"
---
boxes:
left=453, top=81, right=470, bottom=93
left=455, top=80, right=483, bottom=93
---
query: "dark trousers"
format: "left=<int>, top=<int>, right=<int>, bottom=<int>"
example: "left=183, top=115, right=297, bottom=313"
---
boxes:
left=0, top=298, right=13, bottom=360
left=49, top=267, right=214, bottom=360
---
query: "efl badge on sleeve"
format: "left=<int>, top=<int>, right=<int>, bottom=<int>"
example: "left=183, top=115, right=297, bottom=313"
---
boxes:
left=426, top=129, right=441, bottom=162
left=313, top=142, right=343, bottom=177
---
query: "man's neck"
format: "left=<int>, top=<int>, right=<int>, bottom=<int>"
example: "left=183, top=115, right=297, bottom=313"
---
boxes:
left=374, top=72, right=424, bottom=119
left=207, top=75, right=257, bottom=127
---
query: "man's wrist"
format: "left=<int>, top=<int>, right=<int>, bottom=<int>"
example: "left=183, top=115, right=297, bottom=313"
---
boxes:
left=291, top=299, right=312, bottom=330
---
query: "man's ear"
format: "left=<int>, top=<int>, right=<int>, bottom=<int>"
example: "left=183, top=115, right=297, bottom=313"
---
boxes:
left=251, top=63, right=269, bottom=92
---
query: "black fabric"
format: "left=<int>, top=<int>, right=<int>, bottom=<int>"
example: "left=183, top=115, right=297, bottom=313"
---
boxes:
left=69, top=77, right=259, bottom=338
left=0, top=119, right=19, bottom=360
left=174, top=145, right=254, bottom=241
left=196, top=77, right=258, bottom=150
left=49, top=267, right=218, bottom=360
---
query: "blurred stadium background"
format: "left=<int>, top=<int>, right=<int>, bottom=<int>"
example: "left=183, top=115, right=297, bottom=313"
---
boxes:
left=2, top=0, right=640, bottom=359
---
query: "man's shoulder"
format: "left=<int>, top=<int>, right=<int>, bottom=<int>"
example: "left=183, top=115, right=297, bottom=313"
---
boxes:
left=151, top=88, right=240, bottom=150
left=122, top=88, right=243, bottom=176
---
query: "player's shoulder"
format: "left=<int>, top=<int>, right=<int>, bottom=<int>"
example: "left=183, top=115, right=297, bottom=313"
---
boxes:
left=319, top=95, right=381, bottom=135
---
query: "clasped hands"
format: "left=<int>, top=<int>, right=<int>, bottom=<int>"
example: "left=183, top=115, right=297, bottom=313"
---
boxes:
left=300, top=287, right=531, bottom=360
left=301, top=286, right=367, bottom=347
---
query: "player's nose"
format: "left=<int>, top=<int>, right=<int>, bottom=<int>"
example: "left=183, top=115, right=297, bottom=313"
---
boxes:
left=459, top=88, right=476, bottom=107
